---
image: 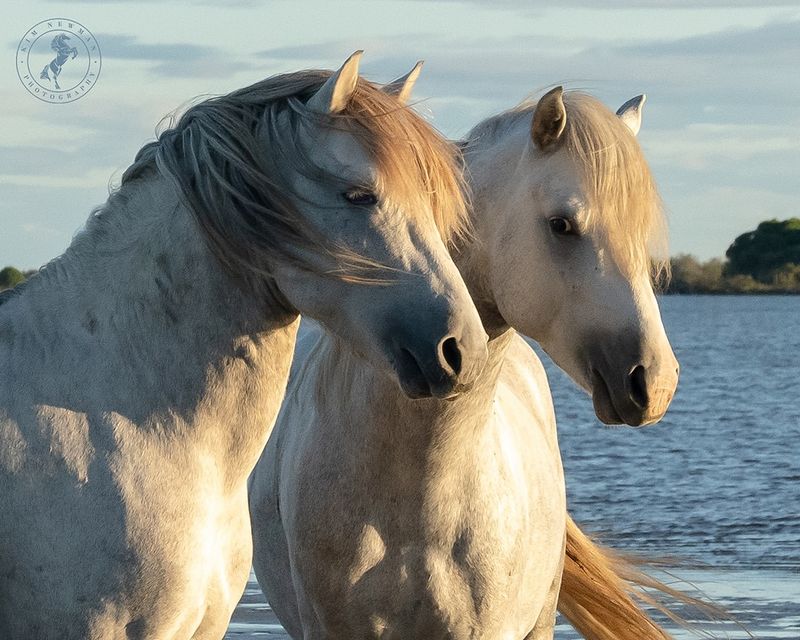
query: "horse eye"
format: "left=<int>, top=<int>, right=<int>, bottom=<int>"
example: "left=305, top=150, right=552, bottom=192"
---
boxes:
left=342, top=189, right=378, bottom=207
left=548, top=217, right=575, bottom=235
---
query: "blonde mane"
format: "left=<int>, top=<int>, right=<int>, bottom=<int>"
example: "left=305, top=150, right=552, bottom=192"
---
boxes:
left=119, top=70, right=468, bottom=283
left=467, top=90, right=669, bottom=281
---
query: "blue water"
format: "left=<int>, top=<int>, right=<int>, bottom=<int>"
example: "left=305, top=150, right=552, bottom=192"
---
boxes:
left=228, top=295, right=800, bottom=639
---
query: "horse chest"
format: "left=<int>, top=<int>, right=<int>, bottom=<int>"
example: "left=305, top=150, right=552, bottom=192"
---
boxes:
left=293, top=443, right=563, bottom=640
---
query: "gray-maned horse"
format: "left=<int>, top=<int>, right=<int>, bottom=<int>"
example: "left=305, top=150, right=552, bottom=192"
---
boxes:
left=249, top=77, right=680, bottom=640
left=0, top=52, right=488, bottom=639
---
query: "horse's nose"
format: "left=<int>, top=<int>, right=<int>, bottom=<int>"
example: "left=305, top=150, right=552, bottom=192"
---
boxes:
left=627, top=365, right=648, bottom=410
left=437, top=336, right=463, bottom=378
left=624, top=357, right=679, bottom=425
left=392, top=324, right=487, bottom=400
left=425, top=328, right=486, bottom=398
left=446, top=317, right=489, bottom=391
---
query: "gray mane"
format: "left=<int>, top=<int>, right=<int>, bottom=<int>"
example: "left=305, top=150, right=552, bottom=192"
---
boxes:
left=113, top=69, right=467, bottom=288
left=117, top=70, right=341, bottom=284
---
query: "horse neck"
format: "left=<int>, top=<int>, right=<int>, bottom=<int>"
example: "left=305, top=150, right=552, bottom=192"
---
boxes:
left=8, top=173, right=299, bottom=476
left=455, top=120, right=533, bottom=338
left=319, top=329, right=514, bottom=469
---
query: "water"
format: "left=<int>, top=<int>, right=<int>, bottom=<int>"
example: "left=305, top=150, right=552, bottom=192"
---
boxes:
left=227, top=295, right=800, bottom=639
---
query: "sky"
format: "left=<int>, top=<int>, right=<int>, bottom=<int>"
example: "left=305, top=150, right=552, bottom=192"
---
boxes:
left=1, top=0, right=798, bottom=268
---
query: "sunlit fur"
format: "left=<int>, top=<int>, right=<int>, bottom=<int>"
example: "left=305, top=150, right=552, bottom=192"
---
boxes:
left=121, top=70, right=468, bottom=286
left=466, top=91, right=669, bottom=281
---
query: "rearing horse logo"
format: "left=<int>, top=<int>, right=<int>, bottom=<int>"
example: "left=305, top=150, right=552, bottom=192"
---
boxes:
left=16, top=18, right=102, bottom=104
left=40, top=34, right=78, bottom=90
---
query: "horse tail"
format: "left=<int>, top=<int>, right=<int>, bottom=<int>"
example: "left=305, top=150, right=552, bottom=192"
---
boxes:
left=557, top=514, right=730, bottom=640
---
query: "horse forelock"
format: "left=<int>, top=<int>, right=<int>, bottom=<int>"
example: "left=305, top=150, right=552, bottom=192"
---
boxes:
left=561, top=92, right=668, bottom=282
left=119, top=70, right=467, bottom=285
left=465, top=90, right=669, bottom=283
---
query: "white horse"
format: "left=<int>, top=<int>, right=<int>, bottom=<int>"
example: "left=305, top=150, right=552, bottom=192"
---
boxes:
left=249, top=78, right=680, bottom=640
left=0, top=53, right=488, bottom=639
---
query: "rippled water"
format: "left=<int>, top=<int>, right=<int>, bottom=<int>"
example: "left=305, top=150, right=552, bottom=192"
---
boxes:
left=227, top=295, right=800, bottom=639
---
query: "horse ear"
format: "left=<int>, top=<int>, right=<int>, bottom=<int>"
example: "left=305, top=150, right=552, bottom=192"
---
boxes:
left=531, top=86, right=567, bottom=151
left=306, top=50, right=363, bottom=114
left=616, top=94, right=646, bottom=136
left=383, top=61, right=423, bottom=104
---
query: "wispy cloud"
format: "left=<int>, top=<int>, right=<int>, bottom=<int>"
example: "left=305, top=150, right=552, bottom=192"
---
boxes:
left=97, top=33, right=257, bottom=78
left=645, top=124, right=799, bottom=174
left=621, top=18, right=800, bottom=57
left=98, top=34, right=221, bottom=60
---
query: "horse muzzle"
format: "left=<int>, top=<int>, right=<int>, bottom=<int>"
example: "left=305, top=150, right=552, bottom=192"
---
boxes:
left=590, top=359, right=679, bottom=427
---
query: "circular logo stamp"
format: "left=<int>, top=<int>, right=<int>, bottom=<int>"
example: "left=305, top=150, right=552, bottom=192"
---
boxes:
left=16, top=18, right=102, bottom=104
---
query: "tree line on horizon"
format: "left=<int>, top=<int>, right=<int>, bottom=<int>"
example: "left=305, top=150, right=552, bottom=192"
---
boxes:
left=3, top=218, right=800, bottom=295
left=665, top=218, right=800, bottom=294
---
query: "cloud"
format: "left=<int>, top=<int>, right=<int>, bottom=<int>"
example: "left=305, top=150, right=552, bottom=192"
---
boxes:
left=645, top=124, right=800, bottom=170
left=96, top=33, right=257, bottom=78
left=621, top=18, right=800, bottom=57
left=97, top=34, right=220, bottom=60
left=257, top=42, right=351, bottom=60
left=0, top=117, right=99, bottom=151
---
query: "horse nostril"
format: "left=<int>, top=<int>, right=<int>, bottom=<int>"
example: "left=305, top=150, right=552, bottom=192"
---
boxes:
left=628, top=365, right=648, bottom=410
left=439, top=336, right=463, bottom=377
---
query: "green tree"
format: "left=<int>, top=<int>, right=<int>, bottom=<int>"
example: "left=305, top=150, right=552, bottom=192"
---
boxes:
left=0, top=266, right=25, bottom=291
left=725, top=218, right=800, bottom=282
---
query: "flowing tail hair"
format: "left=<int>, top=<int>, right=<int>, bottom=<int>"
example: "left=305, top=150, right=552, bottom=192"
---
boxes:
left=557, top=514, right=743, bottom=640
